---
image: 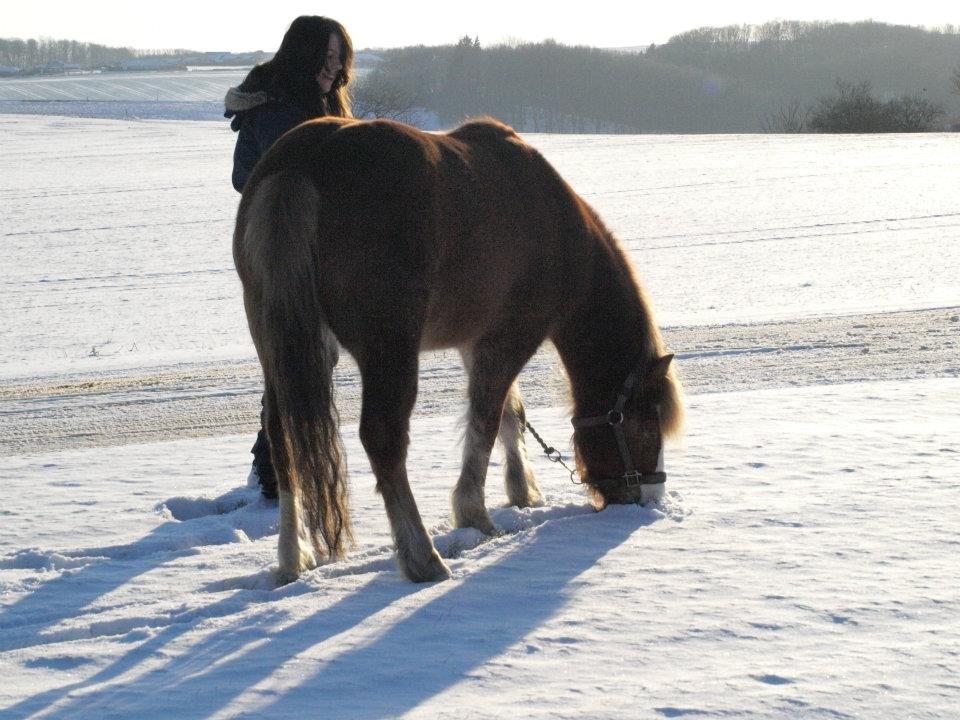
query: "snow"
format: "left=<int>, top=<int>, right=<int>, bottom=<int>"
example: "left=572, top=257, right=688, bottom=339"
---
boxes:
left=3, top=116, right=958, bottom=381
left=0, top=70, right=248, bottom=103
left=0, top=68, right=375, bottom=122
left=1, top=103, right=958, bottom=718
left=3, top=383, right=958, bottom=718
left=0, top=70, right=247, bottom=122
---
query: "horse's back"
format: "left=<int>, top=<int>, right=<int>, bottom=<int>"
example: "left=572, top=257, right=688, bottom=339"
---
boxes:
left=427, top=119, right=603, bottom=346
left=241, top=116, right=601, bottom=350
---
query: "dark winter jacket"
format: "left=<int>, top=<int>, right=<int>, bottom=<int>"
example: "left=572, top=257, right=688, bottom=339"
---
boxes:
left=224, top=87, right=314, bottom=193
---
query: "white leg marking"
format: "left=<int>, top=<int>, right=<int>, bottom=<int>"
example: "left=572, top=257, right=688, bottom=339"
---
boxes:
left=499, top=388, right=542, bottom=507
left=278, top=489, right=317, bottom=581
left=452, top=415, right=496, bottom=533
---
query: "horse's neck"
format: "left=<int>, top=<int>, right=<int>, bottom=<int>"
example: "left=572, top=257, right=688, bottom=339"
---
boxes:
left=552, top=250, right=654, bottom=415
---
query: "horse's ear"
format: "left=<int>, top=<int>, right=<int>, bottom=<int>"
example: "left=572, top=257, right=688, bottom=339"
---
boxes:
left=650, top=353, right=674, bottom=380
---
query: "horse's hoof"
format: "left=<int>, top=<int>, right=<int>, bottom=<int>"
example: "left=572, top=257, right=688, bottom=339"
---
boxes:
left=506, top=488, right=544, bottom=509
left=505, top=468, right=543, bottom=508
left=466, top=518, right=498, bottom=536
left=399, top=550, right=451, bottom=583
left=275, top=568, right=299, bottom=586
left=453, top=506, right=497, bottom=536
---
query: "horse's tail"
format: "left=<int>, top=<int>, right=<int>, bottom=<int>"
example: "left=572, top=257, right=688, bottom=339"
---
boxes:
left=234, top=171, right=352, bottom=560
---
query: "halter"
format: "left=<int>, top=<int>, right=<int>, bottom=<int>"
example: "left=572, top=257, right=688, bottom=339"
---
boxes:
left=570, top=358, right=667, bottom=489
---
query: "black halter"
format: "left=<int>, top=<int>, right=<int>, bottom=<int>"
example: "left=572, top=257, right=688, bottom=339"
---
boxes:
left=570, top=358, right=666, bottom=488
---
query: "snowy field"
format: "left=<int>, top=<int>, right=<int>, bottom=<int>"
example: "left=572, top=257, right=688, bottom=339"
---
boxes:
left=0, top=69, right=246, bottom=122
left=0, top=69, right=249, bottom=103
left=0, top=68, right=372, bottom=122
left=1, top=106, right=959, bottom=718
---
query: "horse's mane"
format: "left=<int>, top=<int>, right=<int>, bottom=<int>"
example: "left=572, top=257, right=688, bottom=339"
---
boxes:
left=637, top=282, right=685, bottom=441
left=447, top=117, right=686, bottom=440
left=447, top=116, right=519, bottom=143
left=574, top=201, right=685, bottom=442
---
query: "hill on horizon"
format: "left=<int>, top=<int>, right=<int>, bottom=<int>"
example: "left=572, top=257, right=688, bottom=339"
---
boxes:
left=3, top=21, right=958, bottom=133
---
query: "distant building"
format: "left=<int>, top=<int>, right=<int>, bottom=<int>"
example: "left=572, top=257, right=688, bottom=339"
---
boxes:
left=200, top=52, right=234, bottom=64
left=120, top=58, right=187, bottom=71
left=38, top=60, right=65, bottom=75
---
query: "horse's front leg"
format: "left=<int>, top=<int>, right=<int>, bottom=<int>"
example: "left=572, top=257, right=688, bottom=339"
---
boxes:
left=498, top=383, right=543, bottom=508
left=357, top=344, right=450, bottom=583
left=454, top=341, right=538, bottom=533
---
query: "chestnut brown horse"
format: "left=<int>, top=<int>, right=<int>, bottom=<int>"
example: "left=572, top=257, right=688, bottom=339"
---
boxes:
left=234, top=116, right=683, bottom=583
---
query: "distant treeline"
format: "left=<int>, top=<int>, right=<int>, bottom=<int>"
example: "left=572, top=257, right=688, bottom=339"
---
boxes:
left=365, top=21, right=960, bottom=132
left=0, top=37, right=182, bottom=70
left=5, top=22, right=959, bottom=132
left=0, top=37, right=275, bottom=75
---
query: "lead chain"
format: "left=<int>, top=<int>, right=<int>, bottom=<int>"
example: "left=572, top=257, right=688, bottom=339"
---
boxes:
left=523, top=420, right=583, bottom=485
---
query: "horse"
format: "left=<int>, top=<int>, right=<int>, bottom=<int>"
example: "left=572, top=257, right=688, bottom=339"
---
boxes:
left=233, top=116, right=684, bottom=583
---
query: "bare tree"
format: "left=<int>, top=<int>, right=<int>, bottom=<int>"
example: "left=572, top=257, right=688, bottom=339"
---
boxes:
left=808, top=80, right=943, bottom=132
left=761, top=99, right=808, bottom=132
left=808, top=80, right=885, bottom=132
left=352, top=71, right=419, bottom=123
left=883, top=94, right=945, bottom=131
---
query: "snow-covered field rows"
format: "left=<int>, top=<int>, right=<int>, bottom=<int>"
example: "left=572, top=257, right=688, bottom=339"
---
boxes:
left=3, top=116, right=958, bottom=381
left=0, top=69, right=248, bottom=102
left=0, top=69, right=247, bottom=122
left=0, top=69, right=376, bottom=122
left=1, top=110, right=958, bottom=718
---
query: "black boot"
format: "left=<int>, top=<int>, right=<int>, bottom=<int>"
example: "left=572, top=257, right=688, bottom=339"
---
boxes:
left=251, top=400, right=278, bottom=499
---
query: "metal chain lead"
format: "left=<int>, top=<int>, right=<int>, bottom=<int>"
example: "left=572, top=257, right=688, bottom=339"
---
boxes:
left=523, top=420, right=583, bottom=485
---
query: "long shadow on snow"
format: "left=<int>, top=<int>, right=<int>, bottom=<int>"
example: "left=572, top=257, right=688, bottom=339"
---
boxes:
left=0, top=488, right=274, bottom=654
left=5, top=572, right=410, bottom=719
left=21, top=504, right=661, bottom=719
left=5, top=588, right=277, bottom=718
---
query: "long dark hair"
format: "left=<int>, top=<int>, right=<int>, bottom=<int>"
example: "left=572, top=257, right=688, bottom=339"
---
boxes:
left=239, top=16, right=354, bottom=118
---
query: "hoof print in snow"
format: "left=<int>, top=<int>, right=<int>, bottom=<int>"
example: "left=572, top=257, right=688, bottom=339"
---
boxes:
left=157, top=488, right=254, bottom=521
left=751, top=674, right=794, bottom=685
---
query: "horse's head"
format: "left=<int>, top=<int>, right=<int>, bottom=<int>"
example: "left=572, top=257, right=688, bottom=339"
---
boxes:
left=573, top=354, right=680, bottom=508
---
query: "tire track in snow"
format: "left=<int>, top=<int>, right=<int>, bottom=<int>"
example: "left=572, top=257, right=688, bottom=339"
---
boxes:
left=620, top=213, right=960, bottom=250
left=2, top=217, right=231, bottom=239
left=0, top=181, right=209, bottom=201
left=1, top=306, right=957, bottom=457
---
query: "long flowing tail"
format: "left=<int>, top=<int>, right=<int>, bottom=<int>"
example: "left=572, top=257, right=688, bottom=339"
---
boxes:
left=234, top=171, right=351, bottom=563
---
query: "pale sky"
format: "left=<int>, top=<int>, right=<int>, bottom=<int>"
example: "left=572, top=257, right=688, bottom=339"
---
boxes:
left=3, top=1, right=957, bottom=52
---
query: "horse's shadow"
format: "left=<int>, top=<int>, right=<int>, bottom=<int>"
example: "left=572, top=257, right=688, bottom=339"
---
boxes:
left=0, top=485, right=273, bottom=654
left=13, top=504, right=661, bottom=719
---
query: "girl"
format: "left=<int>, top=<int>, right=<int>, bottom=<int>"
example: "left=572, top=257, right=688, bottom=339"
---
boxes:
left=225, top=15, right=354, bottom=191
left=225, top=15, right=354, bottom=496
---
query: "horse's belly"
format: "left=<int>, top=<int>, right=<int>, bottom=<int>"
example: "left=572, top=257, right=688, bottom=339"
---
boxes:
left=420, top=288, right=502, bottom=350
left=419, top=309, right=481, bottom=351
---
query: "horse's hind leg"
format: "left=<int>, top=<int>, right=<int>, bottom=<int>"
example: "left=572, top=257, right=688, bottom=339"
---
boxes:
left=277, top=487, right=318, bottom=581
left=356, top=341, right=450, bottom=583
left=498, top=383, right=543, bottom=508
left=264, top=389, right=319, bottom=582
left=454, top=340, right=539, bottom=533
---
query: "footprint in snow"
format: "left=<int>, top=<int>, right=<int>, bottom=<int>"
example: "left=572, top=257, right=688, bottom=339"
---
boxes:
left=156, top=486, right=263, bottom=521
left=751, top=674, right=795, bottom=685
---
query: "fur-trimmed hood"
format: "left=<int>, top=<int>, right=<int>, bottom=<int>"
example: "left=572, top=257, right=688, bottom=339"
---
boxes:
left=224, top=86, right=273, bottom=117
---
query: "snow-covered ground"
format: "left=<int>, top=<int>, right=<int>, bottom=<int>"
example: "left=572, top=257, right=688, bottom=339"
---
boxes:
left=3, top=116, right=958, bottom=381
left=1, top=108, right=958, bottom=718
left=0, top=69, right=249, bottom=103
left=0, top=69, right=247, bottom=121
left=0, top=68, right=376, bottom=122
left=2, top=381, right=958, bottom=719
